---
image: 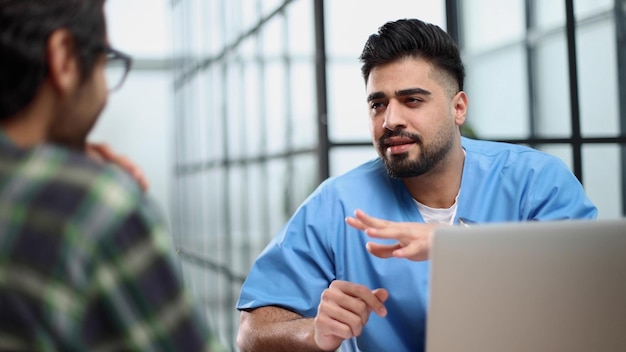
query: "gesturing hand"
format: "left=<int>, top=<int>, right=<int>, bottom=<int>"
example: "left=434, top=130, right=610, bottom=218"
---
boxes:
left=86, top=143, right=149, bottom=192
left=345, top=209, right=440, bottom=261
left=314, top=280, right=388, bottom=351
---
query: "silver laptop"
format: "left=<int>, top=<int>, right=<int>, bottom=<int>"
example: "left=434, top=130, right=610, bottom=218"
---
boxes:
left=426, top=219, right=626, bottom=352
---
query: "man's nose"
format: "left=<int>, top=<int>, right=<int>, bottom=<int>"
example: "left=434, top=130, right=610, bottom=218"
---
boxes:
left=382, top=101, right=407, bottom=130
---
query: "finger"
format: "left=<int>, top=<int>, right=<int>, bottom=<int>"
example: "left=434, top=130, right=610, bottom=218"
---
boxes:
left=363, top=222, right=415, bottom=240
left=87, top=143, right=114, bottom=160
left=345, top=216, right=367, bottom=231
left=85, top=143, right=106, bottom=162
left=371, top=288, right=389, bottom=316
left=366, top=242, right=402, bottom=259
left=319, top=289, right=369, bottom=337
left=114, top=155, right=149, bottom=191
left=330, top=281, right=387, bottom=318
left=393, top=238, right=430, bottom=261
left=89, top=143, right=129, bottom=168
left=372, top=288, right=389, bottom=302
left=321, top=287, right=370, bottom=326
left=353, top=209, right=390, bottom=229
left=316, top=302, right=363, bottom=339
left=90, top=143, right=131, bottom=170
left=86, top=143, right=150, bottom=192
left=133, top=169, right=149, bottom=191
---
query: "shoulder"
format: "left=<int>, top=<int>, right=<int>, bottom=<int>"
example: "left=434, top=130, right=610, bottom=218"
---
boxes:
left=461, top=137, right=567, bottom=170
left=321, top=158, right=390, bottom=190
left=308, top=158, right=397, bottom=203
left=36, top=144, right=143, bottom=205
left=6, top=144, right=161, bottom=238
left=296, top=158, right=407, bottom=218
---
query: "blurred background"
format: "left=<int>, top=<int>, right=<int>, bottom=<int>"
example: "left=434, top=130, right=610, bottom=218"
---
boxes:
left=93, top=0, right=626, bottom=350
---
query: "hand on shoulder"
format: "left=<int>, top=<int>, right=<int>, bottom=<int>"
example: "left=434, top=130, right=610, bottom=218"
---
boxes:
left=86, top=143, right=149, bottom=191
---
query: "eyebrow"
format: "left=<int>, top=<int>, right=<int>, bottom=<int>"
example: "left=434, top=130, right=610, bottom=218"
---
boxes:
left=397, top=87, right=432, bottom=96
left=367, top=87, right=432, bottom=102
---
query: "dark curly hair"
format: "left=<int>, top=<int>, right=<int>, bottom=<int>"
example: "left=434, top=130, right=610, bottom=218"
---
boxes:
left=359, top=18, right=465, bottom=93
left=0, top=0, right=107, bottom=120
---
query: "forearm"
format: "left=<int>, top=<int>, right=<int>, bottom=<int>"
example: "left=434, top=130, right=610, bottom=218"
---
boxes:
left=237, top=308, right=331, bottom=352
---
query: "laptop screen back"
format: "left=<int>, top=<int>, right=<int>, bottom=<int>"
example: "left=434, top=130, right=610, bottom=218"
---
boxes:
left=426, top=219, right=626, bottom=352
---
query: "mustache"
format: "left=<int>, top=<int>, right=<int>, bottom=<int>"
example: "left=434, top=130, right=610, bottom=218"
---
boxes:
left=379, top=129, right=423, bottom=146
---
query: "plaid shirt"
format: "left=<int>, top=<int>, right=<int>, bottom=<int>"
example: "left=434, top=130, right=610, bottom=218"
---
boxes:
left=0, top=133, right=222, bottom=352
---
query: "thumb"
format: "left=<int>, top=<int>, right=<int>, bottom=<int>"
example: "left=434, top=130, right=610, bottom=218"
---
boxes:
left=371, top=288, right=389, bottom=317
left=372, top=288, right=389, bottom=303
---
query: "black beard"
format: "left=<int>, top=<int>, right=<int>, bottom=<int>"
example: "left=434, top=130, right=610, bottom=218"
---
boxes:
left=379, top=129, right=453, bottom=179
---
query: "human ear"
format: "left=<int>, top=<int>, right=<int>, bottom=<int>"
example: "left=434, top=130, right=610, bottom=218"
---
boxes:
left=452, top=91, right=468, bottom=126
left=46, top=29, right=80, bottom=95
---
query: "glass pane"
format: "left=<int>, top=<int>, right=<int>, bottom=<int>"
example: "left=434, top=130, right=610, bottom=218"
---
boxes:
left=261, top=14, right=285, bottom=58
left=171, top=1, right=184, bottom=57
left=291, top=153, right=319, bottom=210
left=207, top=0, right=224, bottom=57
left=173, top=175, right=191, bottom=241
left=533, top=0, right=613, bottom=31
left=330, top=146, right=378, bottom=177
left=534, top=31, right=571, bottom=137
left=223, top=0, right=242, bottom=44
left=203, top=170, right=221, bottom=256
left=533, top=0, right=565, bottom=30
left=241, top=0, right=260, bottom=31
left=206, top=66, right=226, bottom=161
left=290, top=61, right=318, bottom=149
left=226, top=62, right=244, bottom=159
left=327, top=62, right=371, bottom=142
left=577, top=18, right=619, bottom=137
left=105, top=0, right=172, bottom=58
left=575, top=0, right=613, bottom=20
left=238, top=34, right=256, bottom=60
left=535, top=144, right=574, bottom=171
left=245, top=163, right=269, bottom=264
left=207, top=167, right=227, bottom=265
left=93, top=71, right=174, bottom=224
left=464, top=45, right=529, bottom=139
left=326, top=0, right=446, bottom=58
left=262, top=0, right=284, bottom=18
left=461, top=0, right=525, bottom=54
left=267, top=160, right=290, bottom=237
left=229, top=165, right=247, bottom=277
left=582, top=145, right=623, bottom=219
left=287, top=0, right=315, bottom=57
left=244, top=62, right=264, bottom=157
left=264, top=62, right=288, bottom=154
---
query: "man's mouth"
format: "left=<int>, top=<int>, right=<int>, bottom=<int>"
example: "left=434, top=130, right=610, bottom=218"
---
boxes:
left=384, top=137, right=416, bottom=154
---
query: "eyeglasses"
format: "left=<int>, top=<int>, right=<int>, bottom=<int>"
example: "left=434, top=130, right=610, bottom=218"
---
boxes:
left=104, top=47, right=132, bottom=92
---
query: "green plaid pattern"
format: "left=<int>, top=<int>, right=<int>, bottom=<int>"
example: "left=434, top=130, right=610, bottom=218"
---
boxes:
left=0, top=133, right=222, bottom=352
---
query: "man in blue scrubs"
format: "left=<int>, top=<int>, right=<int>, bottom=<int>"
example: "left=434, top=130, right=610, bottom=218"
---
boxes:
left=236, top=18, right=597, bottom=352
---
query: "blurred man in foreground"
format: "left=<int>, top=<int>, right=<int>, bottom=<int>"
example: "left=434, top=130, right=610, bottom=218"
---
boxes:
left=0, top=1, right=221, bottom=350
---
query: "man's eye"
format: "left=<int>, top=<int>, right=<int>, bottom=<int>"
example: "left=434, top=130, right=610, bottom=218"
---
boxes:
left=406, top=97, right=423, bottom=104
left=370, top=102, right=385, bottom=110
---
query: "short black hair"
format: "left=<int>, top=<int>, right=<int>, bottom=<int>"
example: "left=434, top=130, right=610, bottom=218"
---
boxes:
left=0, top=0, right=107, bottom=121
left=359, top=18, right=465, bottom=93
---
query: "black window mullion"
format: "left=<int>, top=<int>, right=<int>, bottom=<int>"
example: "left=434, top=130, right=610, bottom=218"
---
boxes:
left=445, top=0, right=460, bottom=43
left=615, top=0, right=626, bottom=216
left=525, top=0, right=538, bottom=144
left=564, top=0, right=584, bottom=183
left=314, top=0, right=330, bottom=182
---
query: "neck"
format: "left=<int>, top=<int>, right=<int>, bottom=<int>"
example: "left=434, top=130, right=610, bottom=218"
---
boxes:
left=401, top=144, right=465, bottom=209
left=0, top=84, right=57, bottom=148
